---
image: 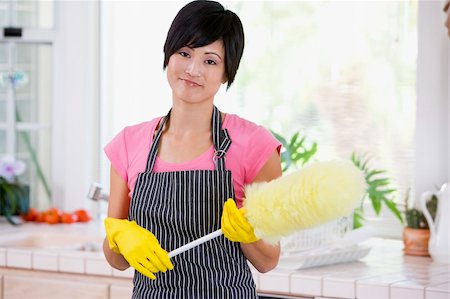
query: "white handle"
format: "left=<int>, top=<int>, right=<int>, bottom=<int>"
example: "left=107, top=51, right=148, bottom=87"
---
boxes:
left=420, top=191, right=435, bottom=235
left=168, top=229, right=223, bottom=258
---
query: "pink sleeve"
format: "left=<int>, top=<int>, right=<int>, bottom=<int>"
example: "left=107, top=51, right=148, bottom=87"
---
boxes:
left=243, top=127, right=281, bottom=184
left=104, top=129, right=129, bottom=183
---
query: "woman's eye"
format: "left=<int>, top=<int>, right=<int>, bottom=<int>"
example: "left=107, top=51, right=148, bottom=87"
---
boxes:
left=179, top=51, right=189, bottom=57
left=206, top=59, right=217, bottom=65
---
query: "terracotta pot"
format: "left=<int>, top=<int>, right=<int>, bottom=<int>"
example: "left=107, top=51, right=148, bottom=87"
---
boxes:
left=403, top=227, right=430, bottom=256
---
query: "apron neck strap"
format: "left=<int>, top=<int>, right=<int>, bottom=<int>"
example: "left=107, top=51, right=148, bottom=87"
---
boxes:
left=145, top=106, right=231, bottom=172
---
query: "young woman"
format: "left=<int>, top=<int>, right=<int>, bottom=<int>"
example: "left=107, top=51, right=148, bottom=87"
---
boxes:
left=103, top=1, right=282, bottom=298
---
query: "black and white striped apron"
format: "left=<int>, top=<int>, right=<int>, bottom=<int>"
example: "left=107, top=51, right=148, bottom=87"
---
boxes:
left=129, top=106, right=257, bottom=298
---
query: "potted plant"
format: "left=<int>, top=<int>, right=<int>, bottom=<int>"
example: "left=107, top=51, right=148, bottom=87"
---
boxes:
left=402, top=188, right=437, bottom=256
left=0, top=155, right=30, bottom=225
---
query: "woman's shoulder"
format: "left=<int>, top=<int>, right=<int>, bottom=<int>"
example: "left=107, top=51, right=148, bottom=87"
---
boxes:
left=223, top=113, right=271, bottom=136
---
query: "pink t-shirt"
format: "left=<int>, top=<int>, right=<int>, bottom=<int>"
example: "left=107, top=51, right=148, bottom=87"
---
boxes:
left=104, top=113, right=281, bottom=207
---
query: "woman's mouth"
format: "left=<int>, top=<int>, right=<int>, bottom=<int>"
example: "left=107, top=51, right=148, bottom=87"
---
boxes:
left=182, top=78, right=201, bottom=87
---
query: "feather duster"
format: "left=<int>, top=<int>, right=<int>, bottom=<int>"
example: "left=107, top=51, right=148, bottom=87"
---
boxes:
left=244, top=160, right=367, bottom=243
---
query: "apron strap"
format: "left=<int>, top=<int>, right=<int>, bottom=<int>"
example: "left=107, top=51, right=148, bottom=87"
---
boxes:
left=212, top=106, right=231, bottom=171
left=144, top=110, right=170, bottom=172
left=144, top=106, right=231, bottom=172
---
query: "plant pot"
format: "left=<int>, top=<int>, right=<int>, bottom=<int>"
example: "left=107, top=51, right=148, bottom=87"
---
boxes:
left=402, top=227, right=430, bottom=256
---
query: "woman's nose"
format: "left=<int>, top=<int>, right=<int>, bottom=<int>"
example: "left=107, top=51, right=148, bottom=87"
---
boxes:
left=185, top=60, right=201, bottom=77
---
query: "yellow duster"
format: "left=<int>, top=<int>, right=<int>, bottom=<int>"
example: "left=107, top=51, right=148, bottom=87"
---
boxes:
left=244, top=160, right=367, bottom=243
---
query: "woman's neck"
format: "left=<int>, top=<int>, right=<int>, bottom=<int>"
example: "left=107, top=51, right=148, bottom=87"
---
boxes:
left=166, top=103, right=214, bottom=135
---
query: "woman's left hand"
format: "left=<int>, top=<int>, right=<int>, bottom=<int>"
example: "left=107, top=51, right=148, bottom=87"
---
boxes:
left=221, top=198, right=259, bottom=243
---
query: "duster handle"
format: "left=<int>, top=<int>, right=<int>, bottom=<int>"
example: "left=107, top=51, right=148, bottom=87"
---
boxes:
left=168, top=229, right=223, bottom=258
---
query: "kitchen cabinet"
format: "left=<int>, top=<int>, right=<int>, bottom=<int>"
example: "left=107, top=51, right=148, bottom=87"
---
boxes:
left=4, top=275, right=108, bottom=299
left=110, top=285, right=133, bottom=299
left=0, top=268, right=132, bottom=299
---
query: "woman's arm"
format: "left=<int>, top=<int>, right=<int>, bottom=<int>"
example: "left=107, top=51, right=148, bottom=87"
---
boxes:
left=240, top=150, right=282, bottom=273
left=102, top=166, right=131, bottom=270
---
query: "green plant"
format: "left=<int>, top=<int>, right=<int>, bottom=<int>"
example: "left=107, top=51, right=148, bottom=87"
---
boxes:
left=271, top=130, right=317, bottom=172
left=351, top=153, right=403, bottom=229
left=404, top=188, right=437, bottom=229
left=0, top=156, right=30, bottom=225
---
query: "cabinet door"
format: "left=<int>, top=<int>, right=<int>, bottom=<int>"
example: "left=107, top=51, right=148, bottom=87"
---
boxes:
left=110, top=284, right=133, bottom=299
left=4, top=275, right=108, bottom=299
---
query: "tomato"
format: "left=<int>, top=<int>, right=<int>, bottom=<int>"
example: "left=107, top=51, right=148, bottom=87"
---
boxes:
left=74, top=209, right=91, bottom=222
left=21, top=208, right=38, bottom=222
left=36, top=211, right=47, bottom=222
left=60, top=212, right=78, bottom=224
left=44, top=208, right=62, bottom=224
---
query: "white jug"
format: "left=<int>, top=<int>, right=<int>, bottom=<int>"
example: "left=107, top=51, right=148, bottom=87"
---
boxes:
left=420, top=183, right=450, bottom=263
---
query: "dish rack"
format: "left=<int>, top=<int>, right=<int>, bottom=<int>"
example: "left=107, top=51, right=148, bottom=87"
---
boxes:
left=281, top=216, right=352, bottom=254
left=278, top=216, right=370, bottom=269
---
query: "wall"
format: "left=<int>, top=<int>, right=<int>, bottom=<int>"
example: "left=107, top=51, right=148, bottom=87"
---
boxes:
left=415, top=0, right=449, bottom=200
left=52, top=1, right=100, bottom=212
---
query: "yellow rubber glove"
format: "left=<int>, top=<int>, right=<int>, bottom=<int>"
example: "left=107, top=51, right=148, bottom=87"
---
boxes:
left=221, top=198, right=259, bottom=243
left=104, top=217, right=174, bottom=280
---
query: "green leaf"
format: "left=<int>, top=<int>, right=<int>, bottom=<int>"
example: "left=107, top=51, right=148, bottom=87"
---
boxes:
left=272, top=130, right=318, bottom=171
left=366, top=170, right=386, bottom=180
left=353, top=208, right=365, bottom=229
left=370, top=194, right=382, bottom=215
left=351, top=152, right=402, bottom=226
left=383, top=198, right=404, bottom=224
left=271, top=131, right=287, bottom=147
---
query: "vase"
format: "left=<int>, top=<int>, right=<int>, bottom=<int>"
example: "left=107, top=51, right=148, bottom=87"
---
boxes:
left=403, top=227, right=430, bottom=256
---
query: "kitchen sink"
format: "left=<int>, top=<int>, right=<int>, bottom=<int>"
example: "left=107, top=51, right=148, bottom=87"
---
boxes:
left=0, top=231, right=103, bottom=252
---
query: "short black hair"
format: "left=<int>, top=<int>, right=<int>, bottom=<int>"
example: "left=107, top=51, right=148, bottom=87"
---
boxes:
left=163, top=0, right=244, bottom=89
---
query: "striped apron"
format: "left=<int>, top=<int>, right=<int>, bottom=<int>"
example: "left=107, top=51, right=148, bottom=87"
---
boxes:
left=129, top=106, right=257, bottom=298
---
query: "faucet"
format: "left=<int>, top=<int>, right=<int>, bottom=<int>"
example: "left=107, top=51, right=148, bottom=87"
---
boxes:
left=87, top=182, right=109, bottom=201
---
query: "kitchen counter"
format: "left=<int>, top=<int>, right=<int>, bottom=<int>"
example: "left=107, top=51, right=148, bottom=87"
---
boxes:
left=0, top=221, right=449, bottom=299
left=258, top=238, right=449, bottom=299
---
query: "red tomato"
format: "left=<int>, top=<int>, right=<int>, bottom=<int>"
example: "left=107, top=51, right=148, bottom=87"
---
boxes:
left=74, top=209, right=91, bottom=222
left=21, top=208, right=38, bottom=222
left=44, top=208, right=62, bottom=224
left=60, top=212, right=78, bottom=224
left=36, top=211, right=47, bottom=222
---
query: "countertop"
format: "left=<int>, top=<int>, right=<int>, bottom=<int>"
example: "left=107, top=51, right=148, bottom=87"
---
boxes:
left=0, top=220, right=449, bottom=299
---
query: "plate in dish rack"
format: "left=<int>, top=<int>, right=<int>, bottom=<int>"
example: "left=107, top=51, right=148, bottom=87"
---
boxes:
left=277, top=245, right=371, bottom=270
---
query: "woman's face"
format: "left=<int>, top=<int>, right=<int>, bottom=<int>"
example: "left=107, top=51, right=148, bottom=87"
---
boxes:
left=166, top=39, right=226, bottom=105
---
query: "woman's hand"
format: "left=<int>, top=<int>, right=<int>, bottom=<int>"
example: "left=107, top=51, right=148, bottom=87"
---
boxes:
left=104, top=217, right=174, bottom=280
left=221, top=198, right=259, bottom=243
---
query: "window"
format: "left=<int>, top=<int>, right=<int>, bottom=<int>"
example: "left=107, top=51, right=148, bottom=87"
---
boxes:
left=224, top=1, right=418, bottom=237
left=0, top=1, right=54, bottom=210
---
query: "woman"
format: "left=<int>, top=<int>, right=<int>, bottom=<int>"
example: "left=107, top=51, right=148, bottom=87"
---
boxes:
left=103, top=1, right=282, bottom=298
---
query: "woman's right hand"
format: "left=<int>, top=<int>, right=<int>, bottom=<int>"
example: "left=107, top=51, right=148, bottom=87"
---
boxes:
left=104, top=217, right=174, bottom=280
left=221, top=198, right=259, bottom=244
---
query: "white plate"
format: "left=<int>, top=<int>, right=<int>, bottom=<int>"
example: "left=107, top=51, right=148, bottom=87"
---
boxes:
left=277, top=245, right=371, bottom=270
